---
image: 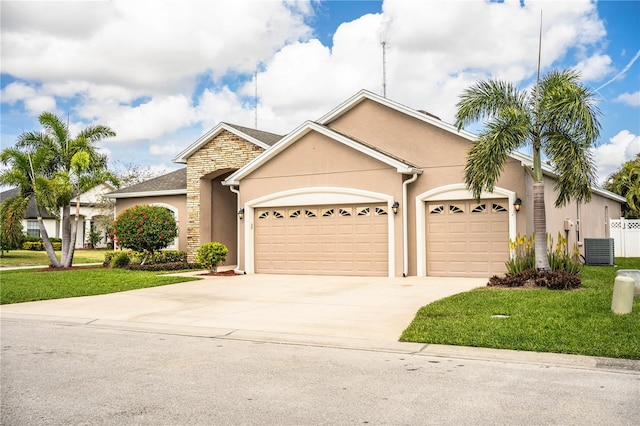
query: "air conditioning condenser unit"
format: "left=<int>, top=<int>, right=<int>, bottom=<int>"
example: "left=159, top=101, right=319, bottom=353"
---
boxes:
left=584, top=238, right=614, bottom=266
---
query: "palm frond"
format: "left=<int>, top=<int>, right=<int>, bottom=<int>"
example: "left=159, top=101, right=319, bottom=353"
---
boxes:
left=455, top=79, right=527, bottom=130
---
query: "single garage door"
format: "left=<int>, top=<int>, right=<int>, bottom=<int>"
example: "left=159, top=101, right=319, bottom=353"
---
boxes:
left=255, top=203, right=389, bottom=276
left=427, top=199, right=509, bottom=277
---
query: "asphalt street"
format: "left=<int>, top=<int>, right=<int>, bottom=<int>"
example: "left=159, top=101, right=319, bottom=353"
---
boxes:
left=2, top=319, right=639, bottom=425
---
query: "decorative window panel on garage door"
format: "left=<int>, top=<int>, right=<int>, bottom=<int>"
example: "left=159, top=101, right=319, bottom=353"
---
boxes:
left=255, top=204, right=388, bottom=276
left=426, top=199, right=509, bottom=277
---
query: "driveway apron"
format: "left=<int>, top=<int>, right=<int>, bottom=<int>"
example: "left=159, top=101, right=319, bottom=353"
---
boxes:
left=0, top=274, right=486, bottom=341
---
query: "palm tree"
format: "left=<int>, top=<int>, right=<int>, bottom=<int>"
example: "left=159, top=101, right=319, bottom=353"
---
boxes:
left=5, top=112, right=117, bottom=267
left=605, top=153, right=640, bottom=218
left=0, top=146, right=63, bottom=265
left=454, top=69, right=601, bottom=270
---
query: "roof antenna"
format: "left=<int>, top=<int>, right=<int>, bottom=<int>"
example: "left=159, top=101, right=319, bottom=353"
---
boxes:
left=254, top=64, right=258, bottom=129
left=381, top=38, right=387, bottom=98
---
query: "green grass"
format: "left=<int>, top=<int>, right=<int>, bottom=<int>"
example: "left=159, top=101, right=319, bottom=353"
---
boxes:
left=0, top=267, right=200, bottom=304
left=0, top=249, right=108, bottom=267
left=401, top=258, right=640, bottom=359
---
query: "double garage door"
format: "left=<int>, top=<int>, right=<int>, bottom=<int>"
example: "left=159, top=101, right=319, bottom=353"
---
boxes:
left=255, top=203, right=389, bottom=276
left=427, top=199, right=509, bottom=277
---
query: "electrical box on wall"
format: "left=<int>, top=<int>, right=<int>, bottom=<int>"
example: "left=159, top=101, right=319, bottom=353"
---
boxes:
left=563, top=219, right=573, bottom=231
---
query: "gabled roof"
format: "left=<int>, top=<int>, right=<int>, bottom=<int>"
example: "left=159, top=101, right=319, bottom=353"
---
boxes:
left=0, top=187, right=57, bottom=219
left=318, top=89, right=625, bottom=204
left=105, top=168, right=187, bottom=199
left=223, top=121, right=422, bottom=186
left=173, top=122, right=283, bottom=164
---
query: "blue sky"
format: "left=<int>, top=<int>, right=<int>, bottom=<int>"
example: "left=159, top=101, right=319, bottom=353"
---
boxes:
left=1, top=0, right=639, bottom=184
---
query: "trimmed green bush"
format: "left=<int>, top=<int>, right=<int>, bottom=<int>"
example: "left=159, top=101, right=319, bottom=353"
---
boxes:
left=196, top=242, right=228, bottom=273
left=127, top=262, right=202, bottom=272
left=113, top=205, right=178, bottom=263
left=110, top=251, right=131, bottom=268
left=22, top=241, right=62, bottom=251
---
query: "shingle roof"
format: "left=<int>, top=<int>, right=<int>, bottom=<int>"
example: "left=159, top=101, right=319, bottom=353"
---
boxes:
left=224, top=123, right=284, bottom=146
left=0, top=188, right=57, bottom=219
left=105, top=168, right=187, bottom=198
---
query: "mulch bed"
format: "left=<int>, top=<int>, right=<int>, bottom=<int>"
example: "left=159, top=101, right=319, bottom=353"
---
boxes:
left=198, top=270, right=238, bottom=276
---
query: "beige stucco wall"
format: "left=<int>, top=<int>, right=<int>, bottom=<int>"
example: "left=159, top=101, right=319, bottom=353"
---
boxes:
left=531, top=174, right=622, bottom=255
left=238, top=131, right=404, bottom=275
left=186, top=130, right=264, bottom=262
left=115, top=195, right=187, bottom=251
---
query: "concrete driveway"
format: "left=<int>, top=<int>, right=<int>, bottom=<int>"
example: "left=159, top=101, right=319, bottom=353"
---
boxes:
left=0, top=273, right=486, bottom=341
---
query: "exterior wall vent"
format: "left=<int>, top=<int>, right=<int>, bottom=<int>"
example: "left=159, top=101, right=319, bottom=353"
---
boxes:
left=584, top=238, right=615, bottom=266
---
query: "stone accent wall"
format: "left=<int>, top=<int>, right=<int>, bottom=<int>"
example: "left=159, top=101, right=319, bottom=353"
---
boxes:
left=186, top=130, right=264, bottom=262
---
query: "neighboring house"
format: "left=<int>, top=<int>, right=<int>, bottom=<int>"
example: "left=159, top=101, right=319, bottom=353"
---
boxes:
left=0, top=184, right=115, bottom=248
left=0, top=187, right=59, bottom=240
left=107, top=90, right=625, bottom=278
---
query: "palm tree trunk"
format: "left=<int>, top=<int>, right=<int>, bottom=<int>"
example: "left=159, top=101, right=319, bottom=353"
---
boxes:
left=533, top=181, right=550, bottom=270
left=37, top=209, right=62, bottom=268
left=64, top=197, right=81, bottom=267
left=61, top=204, right=71, bottom=264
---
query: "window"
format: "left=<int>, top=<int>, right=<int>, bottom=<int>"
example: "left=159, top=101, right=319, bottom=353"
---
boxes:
left=471, top=204, right=486, bottom=213
left=273, top=210, right=284, bottom=219
left=305, top=209, right=317, bottom=218
left=27, top=220, right=40, bottom=237
left=258, top=211, right=270, bottom=219
left=449, top=204, right=464, bottom=214
left=339, top=208, right=352, bottom=217
left=429, top=204, right=444, bottom=215
left=492, top=203, right=508, bottom=213
left=357, top=207, right=370, bottom=216
left=322, top=209, right=334, bottom=217
left=375, top=207, right=388, bottom=216
left=289, top=210, right=301, bottom=218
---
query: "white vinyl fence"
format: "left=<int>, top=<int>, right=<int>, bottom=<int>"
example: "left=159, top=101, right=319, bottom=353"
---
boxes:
left=610, top=218, right=640, bottom=257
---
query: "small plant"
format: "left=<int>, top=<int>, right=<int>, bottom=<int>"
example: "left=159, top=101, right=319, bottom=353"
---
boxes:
left=110, top=251, right=131, bottom=268
left=547, top=233, right=582, bottom=274
left=196, top=242, right=228, bottom=273
left=506, top=233, right=535, bottom=274
left=86, top=228, right=103, bottom=249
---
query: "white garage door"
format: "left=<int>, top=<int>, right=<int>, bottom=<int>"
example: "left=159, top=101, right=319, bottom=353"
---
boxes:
left=427, top=199, right=509, bottom=277
left=255, top=204, right=389, bottom=276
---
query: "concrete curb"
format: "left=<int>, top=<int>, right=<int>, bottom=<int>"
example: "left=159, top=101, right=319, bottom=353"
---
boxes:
left=2, top=312, right=638, bottom=374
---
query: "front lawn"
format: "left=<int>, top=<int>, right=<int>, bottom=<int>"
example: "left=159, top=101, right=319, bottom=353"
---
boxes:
left=0, top=249, right=108, bottom=267
left=401, top=258, right=640, bottom=359
left=0, top=267, right=200, bottom=304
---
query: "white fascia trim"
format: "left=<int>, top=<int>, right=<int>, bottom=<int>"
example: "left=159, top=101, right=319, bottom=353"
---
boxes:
left=243, top=187, right=396, bottom=278
left=415, top=183, right=517, bottom=277
left=105, top=189, right=187, bottom=199
left=173, top=122, right=271, bottom=164
left=317, top=89, right=478, bottom=142
left=223, top=121, right=420, bottom=186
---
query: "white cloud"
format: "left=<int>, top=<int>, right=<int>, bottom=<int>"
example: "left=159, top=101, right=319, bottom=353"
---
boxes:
left=614, top=91, right=640, bottom=107
left=1, top=0, right=616, bottom=166
left=150, top=143, right=181, bottom=157
left=574, top=54, right=613, bottom=81
left=593, top=130, right=640, bottom=183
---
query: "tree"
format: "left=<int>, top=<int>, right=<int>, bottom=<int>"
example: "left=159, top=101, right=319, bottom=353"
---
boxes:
left=0, top=196, right=28, bottom=256
left=605, top=153, right=640, bottom=218
left=1, top=112, right=117, bottom=267
left=113, top=205, right=178, bottom=264
left=455, top=69, right=601, bottom=270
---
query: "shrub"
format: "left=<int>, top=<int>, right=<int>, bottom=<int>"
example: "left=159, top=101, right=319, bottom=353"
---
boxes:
left=127, top=262, right=202, bottom=272
left=22, top=241, right=62, bottom=251
left=506, top=233, right=534, bottom=275
left=153, top=250, right=187, bottom=264
left=110, top=251, right=131, bottom=268
left=112, top=205, right=178, bottom=263
left=505, top=233, right=582, bottom=276
left=488, top=270, right=581, bottom=290
left=196, top=242, right=228, bottom=273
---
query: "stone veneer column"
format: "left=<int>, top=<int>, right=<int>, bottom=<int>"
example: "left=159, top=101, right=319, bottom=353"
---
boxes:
left=185, top=130, right=265, bottom=262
